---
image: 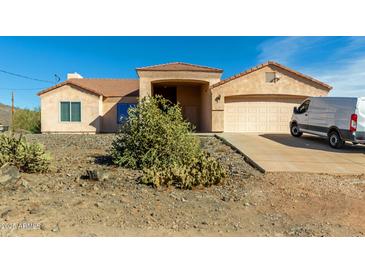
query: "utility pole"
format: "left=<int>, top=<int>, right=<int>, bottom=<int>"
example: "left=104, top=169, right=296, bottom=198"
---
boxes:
left=11, top=91, right=14, bottom=133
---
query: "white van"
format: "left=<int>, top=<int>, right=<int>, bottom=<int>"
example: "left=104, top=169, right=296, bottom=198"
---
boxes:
left=289, top=97, right=365, bottom=148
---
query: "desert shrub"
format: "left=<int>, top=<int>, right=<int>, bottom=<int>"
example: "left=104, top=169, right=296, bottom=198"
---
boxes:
left=0, top=134, right=50, bottom=173
left=140, top=152, right=226, bottom=189
left=111, top=96, right=201, bottom=169
left=13, top=108, right=41, bottom=133
left=110, top=96, right=226, bottom=189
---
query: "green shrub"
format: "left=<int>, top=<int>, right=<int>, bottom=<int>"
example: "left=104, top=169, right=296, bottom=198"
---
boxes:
left=110, top=96, right=226, bottom=189
left=0, top=134, right=50, bottom=173
left=140, top=152, right=226, bottom=189
left=110, top=96, right=200, bottom=169
left=13, top=108, right=41, bottom=133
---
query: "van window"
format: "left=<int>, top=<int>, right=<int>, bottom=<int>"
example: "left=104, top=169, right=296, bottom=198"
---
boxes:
left=297, top=100, right=310, bottom=114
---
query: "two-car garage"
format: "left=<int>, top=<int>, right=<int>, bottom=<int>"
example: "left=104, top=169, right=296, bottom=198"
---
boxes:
left=210, top=62, right=332, bottom=133
left=224, top=96, right=304, bottom=133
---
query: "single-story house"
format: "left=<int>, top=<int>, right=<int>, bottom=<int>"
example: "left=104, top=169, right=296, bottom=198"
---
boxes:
left=38, top=61, right=332, bottom=133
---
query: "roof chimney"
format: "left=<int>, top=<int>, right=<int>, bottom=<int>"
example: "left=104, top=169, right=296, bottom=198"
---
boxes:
left=67, top=72, right=83, bottom=79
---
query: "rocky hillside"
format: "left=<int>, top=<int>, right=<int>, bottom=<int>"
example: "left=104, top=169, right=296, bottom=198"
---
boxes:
left=0, top=103, right=11, bottom=125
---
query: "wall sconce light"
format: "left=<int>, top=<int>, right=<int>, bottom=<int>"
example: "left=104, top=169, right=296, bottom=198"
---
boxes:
left=274, top=73, right=281, bottom=83
left=215, top=94, right=221, bottom=102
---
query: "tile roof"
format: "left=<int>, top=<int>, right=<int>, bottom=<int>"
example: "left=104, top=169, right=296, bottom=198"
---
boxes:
left=38, top=79, right=139, bottom=97
left=211, top=61, right=332, bottom=90
left=136, top=62, right=223, bottom=73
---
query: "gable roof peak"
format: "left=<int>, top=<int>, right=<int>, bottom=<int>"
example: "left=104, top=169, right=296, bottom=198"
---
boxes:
left=136, top=61, right=223, bottom=73
left=211, top=61, right=332, bottom=90
left=38, top=78, right=139, bottom=97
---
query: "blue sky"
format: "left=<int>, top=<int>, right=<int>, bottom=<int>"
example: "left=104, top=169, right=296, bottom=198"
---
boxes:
left=1, top=36, right=365, bottom=109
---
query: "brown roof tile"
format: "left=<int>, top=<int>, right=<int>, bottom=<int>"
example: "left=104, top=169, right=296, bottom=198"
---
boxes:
left=136, top=62, right=223, bottom=73
left=38, top=79, right=139, bottom=97
left=211, top=61, right=332, bottom=90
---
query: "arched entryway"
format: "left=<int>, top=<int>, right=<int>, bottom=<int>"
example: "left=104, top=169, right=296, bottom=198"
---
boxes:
left=151, top=80, right=209, bottom=131
left=136, top=62, right=223, bottom=132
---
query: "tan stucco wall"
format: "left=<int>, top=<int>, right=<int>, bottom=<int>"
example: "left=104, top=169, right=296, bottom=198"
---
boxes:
left=210, top=65, right=330, bottom=132
left=199, top=84, right=212, bottom=132
left=101, top=96, right=138, bottom=133
left=40, top=85, right=102, bottom=133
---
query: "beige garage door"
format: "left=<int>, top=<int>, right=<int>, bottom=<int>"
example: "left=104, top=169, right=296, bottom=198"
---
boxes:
left=224, top=96, right=302, bottom=133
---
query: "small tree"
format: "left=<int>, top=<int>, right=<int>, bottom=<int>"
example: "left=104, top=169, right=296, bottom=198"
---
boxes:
left=111, top=96, right=200, bottom=169
left=110, top=96, right=226, bottom=189
left=13, top=108, right=41, bottom=133
left=0, top=134, right=50, bottom=173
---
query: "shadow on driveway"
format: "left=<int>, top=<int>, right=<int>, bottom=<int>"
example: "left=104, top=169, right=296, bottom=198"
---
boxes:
left=260, top=133, right=365, bottom=154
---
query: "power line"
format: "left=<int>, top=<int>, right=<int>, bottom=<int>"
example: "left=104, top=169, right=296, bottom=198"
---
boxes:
left=0, top=87, right=47, bottom=91
left=0, top=68, right=58, bottom=83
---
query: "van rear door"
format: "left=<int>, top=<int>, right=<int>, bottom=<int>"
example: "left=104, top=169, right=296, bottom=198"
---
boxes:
left=356, top=98, right=365, bottom=133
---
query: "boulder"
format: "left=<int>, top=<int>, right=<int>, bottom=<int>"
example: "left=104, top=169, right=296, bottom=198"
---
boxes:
left=86, top=169, right=110, bottom=181
left=0, top=163, right=21, bottom=185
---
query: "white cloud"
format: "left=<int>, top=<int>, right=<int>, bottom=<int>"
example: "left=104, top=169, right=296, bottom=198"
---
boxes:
left=308, top=37, right=365, bottom=97
left=257, top=36, right=327, bottom=65
left=317, top=57, right=365, bottom=97
left=257, top=36, right=365, bottom=97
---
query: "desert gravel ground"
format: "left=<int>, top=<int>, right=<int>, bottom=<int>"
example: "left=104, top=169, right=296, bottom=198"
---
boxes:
left=0, top=134, right=364, bottom=236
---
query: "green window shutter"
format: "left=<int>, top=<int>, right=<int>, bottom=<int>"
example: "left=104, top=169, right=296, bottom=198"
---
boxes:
left=71, top=102, right=81, bottom=122
left=60, top=102, right=70, bottom=121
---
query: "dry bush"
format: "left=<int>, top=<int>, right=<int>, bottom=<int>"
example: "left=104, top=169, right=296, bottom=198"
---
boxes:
left=0, top=134, right=50, bottom=173
left=110, top=96, right=225, bottom=189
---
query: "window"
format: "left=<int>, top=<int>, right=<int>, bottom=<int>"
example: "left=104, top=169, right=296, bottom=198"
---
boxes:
left=297, top=100, right=310, bottom=114
left=117, top=103, right=136, bottom=124
left=265, top=72, right=276, bottom=83
left=60, top=101, right=81, bottom=122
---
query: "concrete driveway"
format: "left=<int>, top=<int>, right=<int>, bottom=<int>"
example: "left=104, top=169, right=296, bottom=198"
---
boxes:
left=217, top=133, right=365, bottom=174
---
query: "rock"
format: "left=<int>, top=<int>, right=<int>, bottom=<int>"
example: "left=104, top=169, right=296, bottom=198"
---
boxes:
left=0, top=208, right=12, bottom=218
left=0, top=164, right=21, bottom=185
left=86, top=169, right=110, bottom=181
left=28, top=207, right=41, bottom=215
left=221, top=196, right=230, bottom=202
left=169, top=193, right=179, bottom=200
left=51, top=224, right=60, bottom=232
left=20, top=179, right=29, bottom=188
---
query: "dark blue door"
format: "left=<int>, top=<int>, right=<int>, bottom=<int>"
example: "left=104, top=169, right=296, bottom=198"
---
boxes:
left=117, top=103, right=136, bottom=124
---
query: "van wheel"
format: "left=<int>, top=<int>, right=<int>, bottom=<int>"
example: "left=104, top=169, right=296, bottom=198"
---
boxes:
left=328, top=131, right=344, bottom=149
left=290, top=123, right=302, bottom=137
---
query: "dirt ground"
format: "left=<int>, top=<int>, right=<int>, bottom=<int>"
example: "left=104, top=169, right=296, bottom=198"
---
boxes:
left=0, top=134, right=364, bottom=236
